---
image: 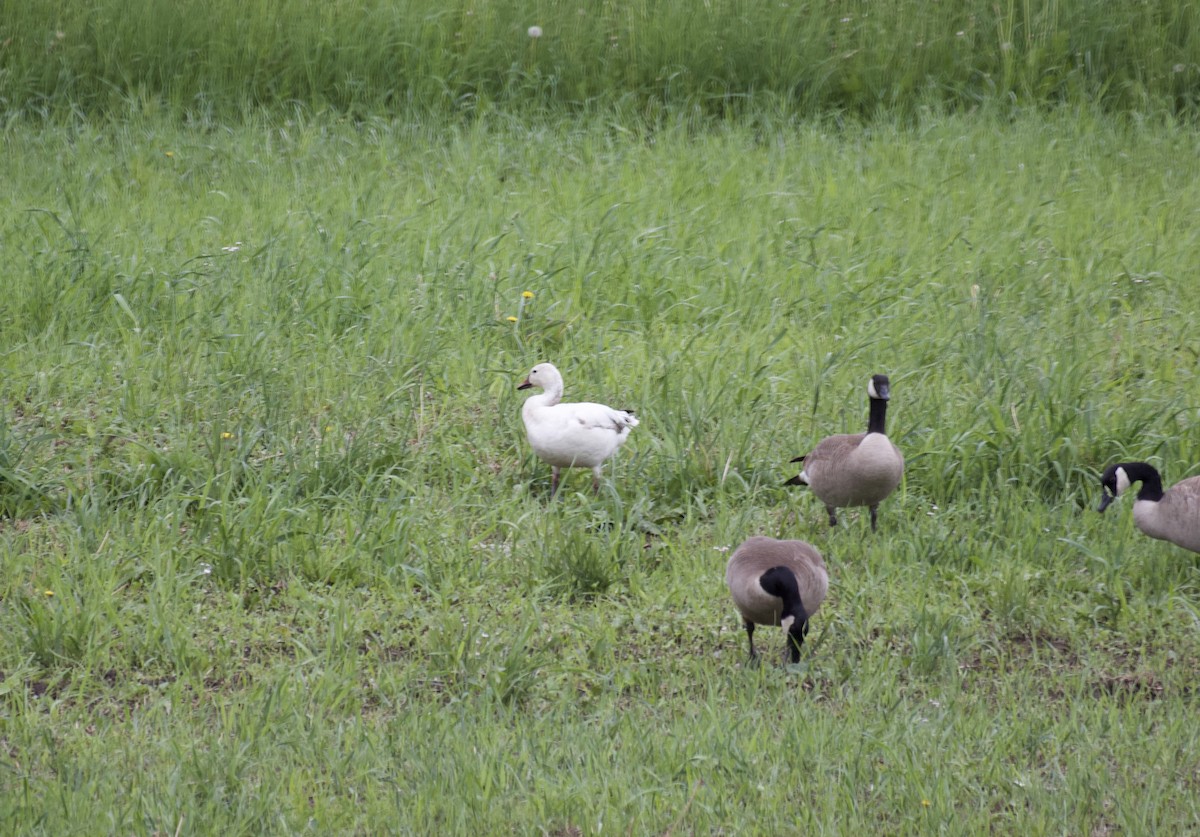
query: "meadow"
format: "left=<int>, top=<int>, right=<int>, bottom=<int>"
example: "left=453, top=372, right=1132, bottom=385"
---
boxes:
left=1, top=105, right=1199, bottom=834
left=3, top=1, right=1200, bottom=833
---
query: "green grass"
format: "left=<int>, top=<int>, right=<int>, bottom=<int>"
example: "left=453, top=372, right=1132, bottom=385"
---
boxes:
left=1, top=0, right=1198, bottom=118
left=2, top=106, right=1200, bottom=832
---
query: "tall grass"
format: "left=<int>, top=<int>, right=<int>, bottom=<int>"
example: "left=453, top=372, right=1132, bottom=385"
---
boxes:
left=1, top=0, right=1198, bottom=119
left=2, top=109, right=1200, bottom=831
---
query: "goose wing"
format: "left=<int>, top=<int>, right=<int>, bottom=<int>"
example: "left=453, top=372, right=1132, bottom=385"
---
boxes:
left=785, top=433, right=864, bottom=484
left=570, top=401, right=639, bottom=433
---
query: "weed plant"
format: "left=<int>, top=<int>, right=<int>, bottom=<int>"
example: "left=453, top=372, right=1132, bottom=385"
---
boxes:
left=1, top=107, right=1200, bottom=831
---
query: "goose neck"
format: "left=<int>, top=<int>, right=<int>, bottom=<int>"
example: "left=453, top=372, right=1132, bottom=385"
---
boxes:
left=866, top=397, right=889, bottom=435
left=1132, top=466, right=1165, bottom=502
left=528, top=385, right=562, bottom=408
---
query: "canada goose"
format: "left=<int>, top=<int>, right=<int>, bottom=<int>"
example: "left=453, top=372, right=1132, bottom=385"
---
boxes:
left=518, top=362, right=639, bottom=496
left=725, top=536, right=829, bottom=663
left=785, top=373, right=904, bottom=531
left=1098, top=462, right=1200, bottom=554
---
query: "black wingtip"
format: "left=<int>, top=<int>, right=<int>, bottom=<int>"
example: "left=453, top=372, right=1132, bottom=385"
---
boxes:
left=789, top=455, right=805, bottom=463
left=783, top=475, right=805, bottom=487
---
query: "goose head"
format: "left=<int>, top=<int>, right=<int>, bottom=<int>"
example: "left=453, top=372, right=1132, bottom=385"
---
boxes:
left=868, top=374, right=891, bottom=401
left=780, top=614, right=810, bottom=664
left=1097, top=464, right=1129, bottom=512
left=518, top=362, right=563, bottom=392
left=1098, top=461, right=1164, bottom=511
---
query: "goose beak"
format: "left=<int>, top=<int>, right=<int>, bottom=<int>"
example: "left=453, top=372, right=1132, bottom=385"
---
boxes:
left=517, top=377, right=532, bottom=390
left=1097, top=492, right=1115, bottom=513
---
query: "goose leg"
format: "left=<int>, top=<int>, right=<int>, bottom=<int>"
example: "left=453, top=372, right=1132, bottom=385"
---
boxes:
left=550, top=467, right=561, bottom=498
left=744, top=619, right=758, bottom=661
left=591, top=466, right=602, bottom=494
left=869, top=505, right=879, bottom=532
left=826, top=506, right=838, bottom=527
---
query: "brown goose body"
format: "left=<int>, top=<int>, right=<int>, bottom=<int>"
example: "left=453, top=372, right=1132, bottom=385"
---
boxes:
left=725, top=536, right=829, bottom=663
left=1099, top=462, right=1200, bottom=554
left=800, top=432, right=904, bottom=509
left=786, top=374, right=904, bottom=531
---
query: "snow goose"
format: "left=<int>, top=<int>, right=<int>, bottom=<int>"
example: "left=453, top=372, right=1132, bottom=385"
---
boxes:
left=518, top=362, right=638, bottom=496
left=725, top=536, right=828, bottom=664
left=784, top=373, right=904, bottom=531
left=1098, top=462, right=1200, bottom=554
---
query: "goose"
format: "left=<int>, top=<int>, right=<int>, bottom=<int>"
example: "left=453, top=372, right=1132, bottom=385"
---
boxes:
left=1098, top=462, right=1200, bottom=554
left=518, top=362, right=639, bottom=496
left=784, top=373, right=904, bottom=531
left=725, top=536, right=829, bottom=664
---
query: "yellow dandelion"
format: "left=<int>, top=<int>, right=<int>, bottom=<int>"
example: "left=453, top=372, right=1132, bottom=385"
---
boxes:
left=44, top=590, right=55, bottom=597
left=506, top=316, right=518, bottom=323
left=221, top=431, right=234, bottom=439
left=522, top=290, right=534, bottom=299
left=922, top=799, right=931, bottom=808
left=165, top=151, right=175, bottom=158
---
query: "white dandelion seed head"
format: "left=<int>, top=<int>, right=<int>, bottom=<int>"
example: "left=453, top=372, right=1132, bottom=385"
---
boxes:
left=527, top=25, right=543, bottom=38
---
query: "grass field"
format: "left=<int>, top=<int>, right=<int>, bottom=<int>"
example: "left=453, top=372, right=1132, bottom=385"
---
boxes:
left=2, top=0, right=1198, bottom=117
left=3, top=79, right=1200, bottom=836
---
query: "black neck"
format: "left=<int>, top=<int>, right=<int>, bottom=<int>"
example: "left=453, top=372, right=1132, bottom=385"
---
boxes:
left=759, top=566, right=809, bottom=623
left=1127, top=463, right=1165, bottom=502
left=867, top=397, right=889, bottom=435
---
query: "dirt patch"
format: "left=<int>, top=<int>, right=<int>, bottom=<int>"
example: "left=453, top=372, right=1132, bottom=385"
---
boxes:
left=1092, top=670, right=1164, bottom=701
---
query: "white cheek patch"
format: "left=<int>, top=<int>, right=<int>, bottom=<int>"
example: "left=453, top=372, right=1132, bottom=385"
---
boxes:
left=1115, top=467, right=1131, bottom=496
left=781, top=615, right=795, bottom=631
left=867, top=380, right=879, bottom=399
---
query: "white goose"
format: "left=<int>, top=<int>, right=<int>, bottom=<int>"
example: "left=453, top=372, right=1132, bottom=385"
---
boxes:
left=518, top=362, right=639, bottom=496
